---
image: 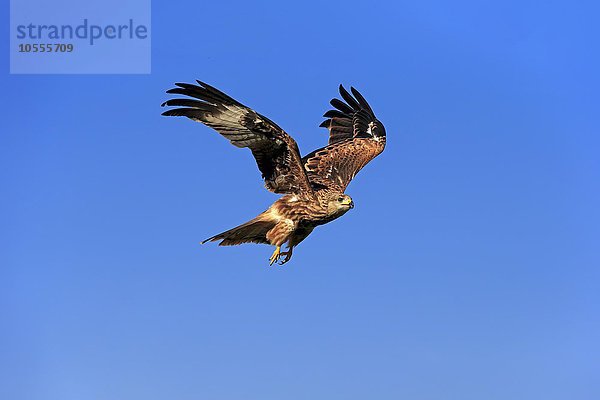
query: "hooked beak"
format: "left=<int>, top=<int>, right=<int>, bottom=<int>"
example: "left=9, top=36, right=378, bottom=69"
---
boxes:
left=341, top=198, right=354, bottom=209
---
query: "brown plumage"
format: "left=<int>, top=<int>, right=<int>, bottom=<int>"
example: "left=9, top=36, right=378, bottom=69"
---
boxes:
left=161, top=80, right=386, bottom=265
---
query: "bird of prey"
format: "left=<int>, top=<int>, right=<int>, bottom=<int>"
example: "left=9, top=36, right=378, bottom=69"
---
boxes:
left=161, top=80, right=386, bottom=265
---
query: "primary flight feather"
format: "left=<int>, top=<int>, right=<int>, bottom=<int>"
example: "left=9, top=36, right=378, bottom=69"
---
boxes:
left=161, top=80, right=386, bottom=265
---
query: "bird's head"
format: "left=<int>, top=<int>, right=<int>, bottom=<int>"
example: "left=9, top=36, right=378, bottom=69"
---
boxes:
left=327, top=193, right=354, bottom=216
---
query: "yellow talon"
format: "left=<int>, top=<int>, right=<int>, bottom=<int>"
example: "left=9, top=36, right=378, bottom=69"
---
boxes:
left=269, top=246, right=281, bottom=266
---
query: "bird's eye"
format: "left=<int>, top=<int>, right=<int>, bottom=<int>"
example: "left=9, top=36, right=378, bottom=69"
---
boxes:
left=338, top=197, right=344, bottom=202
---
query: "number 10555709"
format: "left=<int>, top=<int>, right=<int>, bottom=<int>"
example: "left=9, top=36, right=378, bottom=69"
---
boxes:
left=18, top=43, right=74, bottom=53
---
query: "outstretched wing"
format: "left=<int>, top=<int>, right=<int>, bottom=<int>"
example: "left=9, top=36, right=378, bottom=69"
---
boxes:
left=303, top=85, right=386, bottom=191
left=162, top=80, right=314, bottom=196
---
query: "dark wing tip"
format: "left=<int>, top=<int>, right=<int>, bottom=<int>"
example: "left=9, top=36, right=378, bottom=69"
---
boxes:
left=323, top=109, right=346, bottom=118
left=349, top=86, right=374, bottom=114
left=319, top=84, right=383, bottom=143
left=161, top=108, right=196, bottom=117
left=338, top=85, right=361, bottom=111
left=330, top=98, right=354, bottom=114
left=161, top=109, right=179, bottom=117
left=201, top=233, right=222, bottom=244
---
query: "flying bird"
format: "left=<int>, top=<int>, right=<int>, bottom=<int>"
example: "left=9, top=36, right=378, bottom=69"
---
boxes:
left=161, top=81, right=386, bottom=265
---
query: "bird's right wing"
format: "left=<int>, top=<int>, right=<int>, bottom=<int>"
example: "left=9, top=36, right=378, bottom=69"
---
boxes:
left=162, top=80, right=314, bottom=196
left=303, top=85, right=386, bottom=191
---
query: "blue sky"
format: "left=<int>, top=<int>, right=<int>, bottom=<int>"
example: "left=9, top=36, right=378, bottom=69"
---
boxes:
left=1, top=1, right=599, bottom=399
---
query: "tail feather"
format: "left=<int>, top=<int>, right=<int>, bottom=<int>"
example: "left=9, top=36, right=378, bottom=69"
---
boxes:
left=202, top=214, right=276, bottom=246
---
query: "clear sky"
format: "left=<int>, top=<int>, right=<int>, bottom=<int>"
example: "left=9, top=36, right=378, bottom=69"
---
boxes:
left=1, top=1, right=599, bottom=399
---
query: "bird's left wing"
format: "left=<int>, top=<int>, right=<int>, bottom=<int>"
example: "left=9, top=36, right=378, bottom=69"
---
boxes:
left=162, top=80, right=314, bottom=196
left=303, top=85, right=386, bottom=191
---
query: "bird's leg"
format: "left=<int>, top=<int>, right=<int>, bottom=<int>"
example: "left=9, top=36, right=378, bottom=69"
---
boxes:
left=269, top=246, right=281, bottom=266
left=278, top=246, right=294, bottom=265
